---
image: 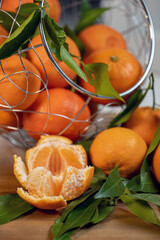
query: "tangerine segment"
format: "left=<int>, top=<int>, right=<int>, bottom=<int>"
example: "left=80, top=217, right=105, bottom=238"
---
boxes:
left=25, top=135, right=88, bottom=173
left=13, top=155, right=28, bottom=189
left=60, top=166, right=94, bottom=201
left=90, top=127, right=147, bottom=178
left=17, top=188, right=67, bottom=210
left=27, top=167, right=56, bottom=198
left=25, top=135, right=72, bottom=172
left=37, top=135, right=73, bottom=146
left=78, top=24, right=127, bottom=54
left=14, top=135, right=93, bottom=209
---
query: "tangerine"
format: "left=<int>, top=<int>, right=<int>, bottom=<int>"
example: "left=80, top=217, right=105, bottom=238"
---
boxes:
left=123, top=107, right=160, bottom=146
left=27, top=35, right=81, bottom=88
left=14, top=135, right=94, bottom=209
left=1, top=0, right=61, bottom=22
left=0, top=25, right=8, bottom=45
left=90, top=127, right=147, bottom=178
left=152, top=143, right=160, bottom=184
left=78, top=24, right=127, bottom=55
left=0, top=55, right=41, bottom=110
left=0, top=110, right=20, bottom=131
left=79, top=48, right=142, bottom=104
left=22, top=88, right=91, bottom=141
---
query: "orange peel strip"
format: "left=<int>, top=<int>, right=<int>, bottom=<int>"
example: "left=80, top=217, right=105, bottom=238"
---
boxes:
left=17, top=188, right=67, bottom=210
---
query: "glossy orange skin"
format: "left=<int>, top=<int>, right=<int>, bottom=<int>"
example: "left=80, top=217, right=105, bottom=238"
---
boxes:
left=27, top=35, right=81, bottom=88
left=0, top=110, right=19, bottom=131
left=0, top=55, right=41, bottom=110
left=1, top=0, right=61, bottom=22
left=22, top=88, right=91, bottom=141
left=78, top=24, right=127, bottom=55
left=90, top=127, right=147, bottom=178
left=79, top=48, right=142, bottom=104
left=152, top=143, right=160, bottom=183
left=123, top=107, right=160, bottom=146
left=0, top=25, right=8, bottom=45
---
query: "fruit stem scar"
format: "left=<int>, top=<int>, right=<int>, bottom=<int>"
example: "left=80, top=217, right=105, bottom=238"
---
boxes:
left=110, top=56, right=118, bottom=62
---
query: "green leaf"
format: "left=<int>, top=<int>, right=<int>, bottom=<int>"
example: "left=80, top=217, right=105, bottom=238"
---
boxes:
left=74, top=7, right=111, bottom=34
left=44, top=14, right=66, bottom=48
left=61, top=188, right=99, bottom=222
left=81, top=0, right=92, bottom=16
left=60, top=45, right=88, bottom=82
left=90, top=167, right=107, bottom=189
left=132, top=123, right=160, bottom=193
left=127, top=123, right=160, bottom=194
left=128, top=193, right=160, bottom=206
left=0, top=193, right=35, bottom=225
left=108, top=89, right=144, bottom=128
left=127, top=175, right=142, bottom=192
left=54, top=229, right=79, bottom=240
left=127, top=174, right=160, bottom=193
left=120, top=193, right=160, bottom=226
left=91, top=200, right=113, bottom=224
left=0, top=9, right=41, bottom=59
left=94, top=167, right=125, bottom=199
left=141, top=123, right=160, bottom=178
left=16, top=3, right=38, bottom=16
left=76, top=139, right=93, bottom=155
left=64, top=25, right=86, bottom=56
left=0, top=11, right=27, bottom=32
left=57, top=196, right=100, bottom=237
left=83, top=62, right=124, bottom=102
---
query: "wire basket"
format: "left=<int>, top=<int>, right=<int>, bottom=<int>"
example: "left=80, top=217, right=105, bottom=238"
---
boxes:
left=0, top=0, right=155, bottom=148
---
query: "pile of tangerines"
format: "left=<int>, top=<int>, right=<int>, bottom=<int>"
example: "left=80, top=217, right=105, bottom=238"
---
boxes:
left=0, top=0, right=160, bottom=209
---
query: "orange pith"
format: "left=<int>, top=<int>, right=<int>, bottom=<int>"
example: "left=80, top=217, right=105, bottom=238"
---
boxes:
left=14, top=135, right=94, bottom=209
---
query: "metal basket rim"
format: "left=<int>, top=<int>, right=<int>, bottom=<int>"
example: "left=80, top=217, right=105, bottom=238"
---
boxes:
left=39, top=0, right=155, bottom=100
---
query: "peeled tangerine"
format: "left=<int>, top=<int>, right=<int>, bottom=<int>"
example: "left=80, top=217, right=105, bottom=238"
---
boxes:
left=14, top=135, right=94, bottom=209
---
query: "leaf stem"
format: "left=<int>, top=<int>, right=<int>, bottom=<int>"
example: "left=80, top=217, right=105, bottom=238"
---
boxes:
left=149, top=73, right=156, bottom=109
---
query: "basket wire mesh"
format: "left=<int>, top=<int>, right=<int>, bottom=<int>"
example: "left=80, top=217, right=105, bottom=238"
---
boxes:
left=0, top=0, right=155, bottom=148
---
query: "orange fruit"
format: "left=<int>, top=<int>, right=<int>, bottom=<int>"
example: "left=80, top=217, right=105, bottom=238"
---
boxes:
left=1, top=0, right=61, bottom=22
left=90, top=127, right=147, bottom=178
left=0, top=110, right=20, bottom=131
left=152, top=143, right=160, bottom=184
left=78, top=24, right=127, bottom=55
left=0, top=55, right=41, bottom=110
left=22, top=88, right=91, bottom=141
left=13, top=135, right=94, bottom=209
left=0, top=25, right=8, bottom=45
left=27, top=35, right=81, bottom=88
left=79, top=48, right=142, bottom=104
left=123, top=107, right=160, bottom=146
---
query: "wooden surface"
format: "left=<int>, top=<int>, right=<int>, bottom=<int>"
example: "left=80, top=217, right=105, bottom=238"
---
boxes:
left=0, top=136, right=160, bottom=240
